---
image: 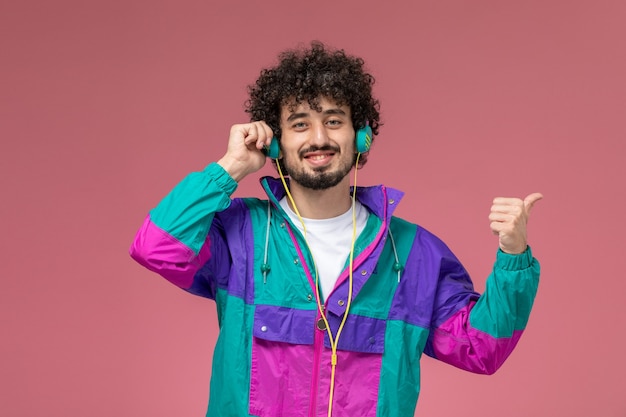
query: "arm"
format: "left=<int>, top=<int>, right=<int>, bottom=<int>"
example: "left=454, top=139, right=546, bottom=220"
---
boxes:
left=425, top=193, right=543, bottom=374
left=426, top=248, right=539, bottom=374
left=129, top=122, right=274, bottom=296
left=129, top=163, right=238, bottom=295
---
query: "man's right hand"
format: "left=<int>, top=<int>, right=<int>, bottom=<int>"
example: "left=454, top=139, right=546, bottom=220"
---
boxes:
left=217, top=121, right=274, bottom=182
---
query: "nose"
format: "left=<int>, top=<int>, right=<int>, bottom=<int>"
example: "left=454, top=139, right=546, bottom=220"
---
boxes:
left=309, top=122, right=331, bottom=147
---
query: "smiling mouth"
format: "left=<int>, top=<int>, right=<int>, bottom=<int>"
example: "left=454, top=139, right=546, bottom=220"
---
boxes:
left=300, top=145, right=340, bottom=160
left=305, top=153, right=335, bottom=161
left=302, top=152, right=336, bottom=169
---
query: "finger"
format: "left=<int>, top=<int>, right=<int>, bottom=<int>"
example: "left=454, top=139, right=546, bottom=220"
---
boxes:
left=492, top=197, right=524, bottom=206
left=230, top=124, right=247, bottom=144
left=259, top=131, right=273, bottom=150
left=248, top=121, right=270, bottom=149
left=524, top=192, right=543, bottom=213
left=489, top=221, right=507, bottom=235
left=259, top=121, right=274, bottom=145
left=490, top=203, right=524, bottom=216
left=489, top=212, right=513, bottom=222
left=243, top=124, right=260, bottom=146
left=249, top=122, right=265, bottom=148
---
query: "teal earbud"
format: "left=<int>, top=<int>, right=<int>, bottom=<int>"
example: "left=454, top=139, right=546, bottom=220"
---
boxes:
left=264, top=137, right=281, bottom=159
left=355, top=125, right=373, bottom=154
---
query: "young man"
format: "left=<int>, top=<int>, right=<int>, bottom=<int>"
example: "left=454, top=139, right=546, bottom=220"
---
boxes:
left=130, top=42, right=542, bottom=417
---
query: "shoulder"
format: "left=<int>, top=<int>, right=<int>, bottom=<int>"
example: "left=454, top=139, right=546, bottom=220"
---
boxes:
left=390, top=216, right=454, bottom=257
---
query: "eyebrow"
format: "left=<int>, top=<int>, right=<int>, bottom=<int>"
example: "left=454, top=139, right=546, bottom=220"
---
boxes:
left=286, top=108, right=347, bottom=122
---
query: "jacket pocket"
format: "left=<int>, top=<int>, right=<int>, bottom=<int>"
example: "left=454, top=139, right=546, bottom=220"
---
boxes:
left=249, top=305, right=316, bottom=417
left=249, top=305, right=384, bottom=417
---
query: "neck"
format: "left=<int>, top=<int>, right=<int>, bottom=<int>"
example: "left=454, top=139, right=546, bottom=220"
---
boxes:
left=286, top=176, right=353, bottom=219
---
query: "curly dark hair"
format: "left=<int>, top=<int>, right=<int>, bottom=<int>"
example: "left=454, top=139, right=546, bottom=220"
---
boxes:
left=245, top=41, right=381, bottom=166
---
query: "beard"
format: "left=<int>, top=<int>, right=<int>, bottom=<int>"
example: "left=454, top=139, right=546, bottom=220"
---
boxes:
left=280, top=146, right=356, bottom=190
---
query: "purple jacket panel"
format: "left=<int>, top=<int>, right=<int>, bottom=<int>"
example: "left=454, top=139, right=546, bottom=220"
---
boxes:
left=188, top=199, right=256, bottom=303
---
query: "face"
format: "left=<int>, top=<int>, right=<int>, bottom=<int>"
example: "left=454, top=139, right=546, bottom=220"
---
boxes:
left=278, top=97, right=356, bottom=190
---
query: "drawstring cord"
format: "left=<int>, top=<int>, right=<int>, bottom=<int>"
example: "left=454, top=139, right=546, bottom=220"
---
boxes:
left=261, top=200, right=272, bottom=283
left=388, top=228, right=404, bottom=282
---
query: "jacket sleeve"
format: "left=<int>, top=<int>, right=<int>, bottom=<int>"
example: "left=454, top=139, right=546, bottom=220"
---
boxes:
left=129, top=162, right=238, bottom=298
left=424, top=244, right=540, bottom=375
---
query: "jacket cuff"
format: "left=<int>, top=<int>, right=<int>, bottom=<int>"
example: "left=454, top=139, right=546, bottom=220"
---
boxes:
left=495, top=246, right=534, bottom=271
left=204, top=162, right=238, bottom=196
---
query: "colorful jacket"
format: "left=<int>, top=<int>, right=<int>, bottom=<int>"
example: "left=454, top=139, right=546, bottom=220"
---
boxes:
left=130, top=162, right=540, bottom=417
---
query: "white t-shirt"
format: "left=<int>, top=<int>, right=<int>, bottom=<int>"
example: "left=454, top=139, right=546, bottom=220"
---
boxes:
left=279, top=197, right=369, bottom=300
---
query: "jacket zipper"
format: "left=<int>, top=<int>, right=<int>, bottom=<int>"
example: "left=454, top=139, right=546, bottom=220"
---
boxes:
left=309, top=312, right=325, bottom=417
left=283, top=222, right=325, bottom=417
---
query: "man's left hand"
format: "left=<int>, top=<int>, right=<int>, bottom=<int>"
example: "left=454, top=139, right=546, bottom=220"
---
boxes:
left=489, top=193, right=543, bottom=254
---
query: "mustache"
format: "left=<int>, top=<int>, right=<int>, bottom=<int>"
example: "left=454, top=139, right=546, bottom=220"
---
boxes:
left=298, top=145, right=341, bottom=158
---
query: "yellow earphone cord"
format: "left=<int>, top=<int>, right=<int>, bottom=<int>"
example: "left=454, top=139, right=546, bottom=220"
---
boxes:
left=276, top=154, right=361, bottom=417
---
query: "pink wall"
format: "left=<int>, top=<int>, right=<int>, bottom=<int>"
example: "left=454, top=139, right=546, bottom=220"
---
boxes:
left=2, top=0, right=625, bottom=416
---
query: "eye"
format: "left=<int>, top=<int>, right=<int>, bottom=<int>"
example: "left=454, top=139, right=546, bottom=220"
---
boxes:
left=326, top=119, right=342, bottom=127
left=292, top=122, right=307, bottom=130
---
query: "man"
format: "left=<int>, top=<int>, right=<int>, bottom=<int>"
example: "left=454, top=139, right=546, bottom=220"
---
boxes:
left=130, top=41, right=542, bottom=417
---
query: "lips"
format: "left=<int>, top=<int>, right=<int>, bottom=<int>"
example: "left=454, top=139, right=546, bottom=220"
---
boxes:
left=304, top=152, right=335, bottom=160
left=303, top=151, right=335, bottom=166
left=301, top=144, right=338, bottom=158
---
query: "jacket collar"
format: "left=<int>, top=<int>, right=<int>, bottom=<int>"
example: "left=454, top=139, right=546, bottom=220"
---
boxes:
left=259, top=176, right=405, bottom=221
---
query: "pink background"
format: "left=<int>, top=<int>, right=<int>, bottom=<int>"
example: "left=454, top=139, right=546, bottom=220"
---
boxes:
left=2, top=0, right=625, bottom=416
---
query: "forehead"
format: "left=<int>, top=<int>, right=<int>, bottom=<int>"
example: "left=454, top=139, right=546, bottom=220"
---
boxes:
left=280, top=96, right=351, bottom=120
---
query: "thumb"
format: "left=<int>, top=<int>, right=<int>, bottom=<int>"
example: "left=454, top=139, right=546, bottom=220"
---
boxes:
left=524, top=192, right=544, bottom=214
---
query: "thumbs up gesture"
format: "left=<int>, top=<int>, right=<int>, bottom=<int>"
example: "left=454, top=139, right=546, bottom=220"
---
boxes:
left=489, top=193, right=543, bottom=254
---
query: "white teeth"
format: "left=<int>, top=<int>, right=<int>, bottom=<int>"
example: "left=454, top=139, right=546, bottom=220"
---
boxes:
left=310, top=155, right=327, bottom=161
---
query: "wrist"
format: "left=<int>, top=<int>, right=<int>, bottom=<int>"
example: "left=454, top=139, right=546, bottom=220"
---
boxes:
left=217, top=156, right=249, bottom=182
left=496, top=246, right=533, bottom=270
left=499, top=244, right=527, bottom=255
